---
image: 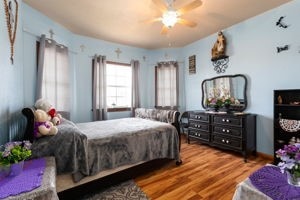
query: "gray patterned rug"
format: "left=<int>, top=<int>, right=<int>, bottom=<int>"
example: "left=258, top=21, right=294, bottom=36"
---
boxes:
left=81, top=180, right=149, bottom=200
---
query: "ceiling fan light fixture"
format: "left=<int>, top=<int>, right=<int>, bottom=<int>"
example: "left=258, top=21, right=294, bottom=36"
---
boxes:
left=162, top=11, right=178, bottom=28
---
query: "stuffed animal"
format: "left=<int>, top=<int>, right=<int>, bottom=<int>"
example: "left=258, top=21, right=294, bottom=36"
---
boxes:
left=33, top=109, right=58, bottom=138
left=35, top=99, right=62, bottom=125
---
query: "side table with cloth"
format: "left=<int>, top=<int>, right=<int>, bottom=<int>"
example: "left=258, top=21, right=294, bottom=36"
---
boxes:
left=0, top=157, right=58, bottom=200
left=233, top=165, right=300, bottom=200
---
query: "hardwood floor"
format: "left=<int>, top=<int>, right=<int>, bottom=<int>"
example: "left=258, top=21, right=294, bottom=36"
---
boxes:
left=135, top=136, right=272, bottom=200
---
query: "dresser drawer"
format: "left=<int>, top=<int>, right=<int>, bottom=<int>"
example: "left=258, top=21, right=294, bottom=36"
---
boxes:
left=212, top=116, right=242, bottom=126
left=189, top=130, right=210, bottom=142
left=212, top=125, right=242, bottom=137
left=211, top=134, right=242, bottom=150
left=189, top=113, right=209, bottom=122
left=189, top=121, right=210, bottom=132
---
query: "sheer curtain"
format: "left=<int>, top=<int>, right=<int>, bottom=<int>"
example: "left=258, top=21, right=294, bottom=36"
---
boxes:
left=131, top=60, right=140, bottom=116
left=155, top=61, right=179, bottom=109
left=36, top=34, right=70, bottom=118
left=92, top=55, right=107, bottom=121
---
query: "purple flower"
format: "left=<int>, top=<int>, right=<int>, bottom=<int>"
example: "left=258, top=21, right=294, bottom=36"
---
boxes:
left=277, top=143, right=300, bottom=177
left=276, top=149, right=287, bottom=157
left=295, top=153, right=300, bottom=161
left=0, top=141, right=32, bottom=165
left=23, top=140, right=32, bottom=150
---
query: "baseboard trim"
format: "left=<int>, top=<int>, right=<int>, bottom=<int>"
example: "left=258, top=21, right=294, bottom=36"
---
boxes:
left=257, top=151, right=273, bottom=161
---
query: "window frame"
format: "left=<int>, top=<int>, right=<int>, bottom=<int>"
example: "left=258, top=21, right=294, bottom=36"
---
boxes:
left=106, top=61, right=132, bottom=112
left=154, top=64, right=179, bottom=110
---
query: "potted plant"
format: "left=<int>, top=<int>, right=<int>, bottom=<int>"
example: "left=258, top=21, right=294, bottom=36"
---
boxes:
left=0, top=140, right=32, bottom=177
left=276, top=143, right=300, bottom=186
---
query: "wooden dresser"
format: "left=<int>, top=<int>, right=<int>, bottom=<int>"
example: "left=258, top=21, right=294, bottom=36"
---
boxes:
left=188, top=111, right=256, bottom=162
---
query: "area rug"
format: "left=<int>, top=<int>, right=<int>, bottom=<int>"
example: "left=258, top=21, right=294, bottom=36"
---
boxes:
left=80, top=180, right=149, bottom=200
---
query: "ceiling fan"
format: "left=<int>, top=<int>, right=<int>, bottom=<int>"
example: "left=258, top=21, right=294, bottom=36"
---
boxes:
left=146, top=0, right=202, bottom=34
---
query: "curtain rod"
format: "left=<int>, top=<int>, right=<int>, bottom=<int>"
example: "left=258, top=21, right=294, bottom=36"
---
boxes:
left=149, top=61, right=184, bottom=65
left=22, top=28, right=78, bottom=55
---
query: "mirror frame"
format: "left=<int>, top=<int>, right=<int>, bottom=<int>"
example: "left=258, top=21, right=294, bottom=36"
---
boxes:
left=201, top=74, right=248, bottom=112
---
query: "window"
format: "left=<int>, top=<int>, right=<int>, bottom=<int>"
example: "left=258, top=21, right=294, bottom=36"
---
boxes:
left=36, top=38, right=70, bottom=117
left=106, top=62, right=132, bottom=111
left=155, top=61, right=178, bottom=109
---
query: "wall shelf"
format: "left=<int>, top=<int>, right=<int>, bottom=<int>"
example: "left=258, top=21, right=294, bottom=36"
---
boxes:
left=211, top=55, right=229, bottom=73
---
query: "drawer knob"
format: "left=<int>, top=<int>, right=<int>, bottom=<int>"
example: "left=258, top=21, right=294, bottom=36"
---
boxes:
left=198, top=125, right=201, bottom=128
left=222, top=129, right=226, bottom=132
left=222, top=118, right=230, bottom=123
left=222, top=139, right=225, bottom=143
left=226, top=130, right=230, bottom=133
left=226, top=140, right=230, bottom=144
left=194, top=124, right=197, bottom=128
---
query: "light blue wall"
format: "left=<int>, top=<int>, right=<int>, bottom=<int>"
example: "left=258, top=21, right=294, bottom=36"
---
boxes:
left=22, top=3, right=74, bottom=109
left=0, top=1, right=25, bottom=144
left=146, top=48, right=186, bottom=113
left=1, top=0, right=299, bottom=156
left=21, top=4, right=186, bottom=123
left=182, top=0, right=300, bottom=155
left=70, top=34, right=150, bottom=122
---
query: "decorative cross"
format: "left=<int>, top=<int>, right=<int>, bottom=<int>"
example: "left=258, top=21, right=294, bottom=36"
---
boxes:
left=80, top=44, right=85, bottom=52
left=115, top=48, right=122, bottom=58
left=49, top=29, right=54, bottom=39
left=164, top=53, right=170, bottom=60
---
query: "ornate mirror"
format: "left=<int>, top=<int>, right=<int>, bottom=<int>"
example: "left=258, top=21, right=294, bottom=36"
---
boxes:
left=201, top=74, right=247, bottom=112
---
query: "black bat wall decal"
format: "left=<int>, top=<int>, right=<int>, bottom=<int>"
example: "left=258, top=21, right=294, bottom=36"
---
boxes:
left=276, top=16, right=288, bottom=28
left=277, top=45, right=289, bottom=53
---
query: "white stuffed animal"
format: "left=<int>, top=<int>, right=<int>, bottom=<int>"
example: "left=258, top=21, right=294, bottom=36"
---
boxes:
left=34, top=109, right=58, bottom=138
left=35, top=99, right=62, bottom=125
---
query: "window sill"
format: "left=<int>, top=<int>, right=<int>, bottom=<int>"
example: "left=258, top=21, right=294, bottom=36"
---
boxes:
left=107, top=107, right=131, bottom=112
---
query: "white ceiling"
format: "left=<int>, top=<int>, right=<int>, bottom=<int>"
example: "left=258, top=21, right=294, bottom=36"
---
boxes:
left=23, top=0, right=292, bottom=49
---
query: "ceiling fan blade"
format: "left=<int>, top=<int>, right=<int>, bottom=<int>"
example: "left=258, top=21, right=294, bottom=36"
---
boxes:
left=161, top=25, right=169, bottom=35
left=141, top=17, right=162, bottom=24
left=177, top=0, right=202, bottom=16
left=152, top=0, right=168, bottom=13
left=177, top=18, right=197, bottom=27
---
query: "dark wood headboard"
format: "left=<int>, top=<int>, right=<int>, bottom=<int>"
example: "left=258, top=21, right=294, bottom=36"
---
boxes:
left=22, top=107, right=35, bottom=142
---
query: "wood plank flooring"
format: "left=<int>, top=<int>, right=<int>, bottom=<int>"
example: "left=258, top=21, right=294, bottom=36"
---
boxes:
left=135, top=136, right=272, bottom=200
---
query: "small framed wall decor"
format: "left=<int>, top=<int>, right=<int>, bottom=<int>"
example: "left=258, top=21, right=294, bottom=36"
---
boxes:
left=189, top=55, right=196, bottom=74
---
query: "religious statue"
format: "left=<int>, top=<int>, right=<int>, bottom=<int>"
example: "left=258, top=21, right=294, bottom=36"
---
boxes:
left=211, top=31, right=227, bottom=60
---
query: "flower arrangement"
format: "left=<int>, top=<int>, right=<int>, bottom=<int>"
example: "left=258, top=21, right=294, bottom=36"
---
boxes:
left=276, top=143, right=300, bottom=178
left=206, top=87, right=240, bottom=108
left=206, top=97, right=238, bottom=107
left=0, top=141, right=32, bottom=166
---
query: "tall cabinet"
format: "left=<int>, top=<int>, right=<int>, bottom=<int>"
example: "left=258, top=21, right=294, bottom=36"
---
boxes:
left=274, top=89, right=300, bottom=164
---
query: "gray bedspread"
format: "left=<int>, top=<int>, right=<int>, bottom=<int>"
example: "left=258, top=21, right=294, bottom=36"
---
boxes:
left=31, top=117, right=180, bottom=182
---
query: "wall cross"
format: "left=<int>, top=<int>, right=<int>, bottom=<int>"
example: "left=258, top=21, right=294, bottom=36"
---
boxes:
left=115, top=48, right=122, bottom=58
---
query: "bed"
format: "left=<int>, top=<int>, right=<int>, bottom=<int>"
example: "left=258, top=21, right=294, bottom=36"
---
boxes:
left=22, top=107, right=181, bottom=195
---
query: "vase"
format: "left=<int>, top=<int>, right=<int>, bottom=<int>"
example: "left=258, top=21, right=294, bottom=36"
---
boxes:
left=286, top=171, right=300, bottom=187
left=9, top=160, right=24, bottom=177
left=224, top=103, right=231, bottom=113
left=213, top=105, right=219, bottom=112
left=0, top=164, right=10, bottom=180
